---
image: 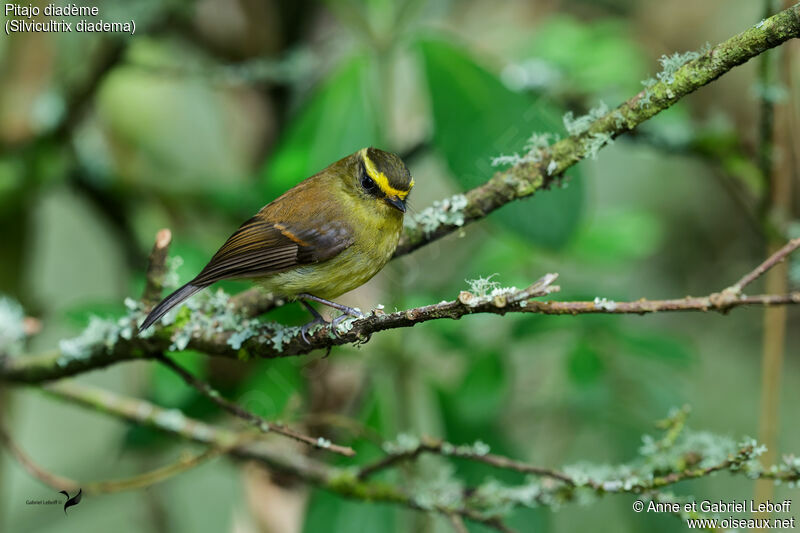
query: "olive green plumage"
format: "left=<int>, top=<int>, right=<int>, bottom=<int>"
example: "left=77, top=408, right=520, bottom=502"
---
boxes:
left=139, top=147, right=414, bottom=332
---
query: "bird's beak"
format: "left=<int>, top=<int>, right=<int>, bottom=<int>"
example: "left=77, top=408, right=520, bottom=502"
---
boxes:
left=385, top=195, right=406, bottom=213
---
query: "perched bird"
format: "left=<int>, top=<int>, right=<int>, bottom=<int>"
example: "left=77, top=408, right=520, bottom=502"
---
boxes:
left=139, top=147, right=414, bottom=341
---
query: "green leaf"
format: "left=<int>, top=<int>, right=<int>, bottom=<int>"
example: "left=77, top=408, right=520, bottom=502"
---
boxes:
left=417, top=38, right=583, bottom=249
left=261, top=54, right=380, bottom=200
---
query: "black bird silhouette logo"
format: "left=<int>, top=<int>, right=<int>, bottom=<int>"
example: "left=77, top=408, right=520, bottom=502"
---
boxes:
left=58, top=489, right=82, bottom=515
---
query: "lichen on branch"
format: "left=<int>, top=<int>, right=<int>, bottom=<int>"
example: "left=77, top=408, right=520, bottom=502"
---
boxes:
left=395, top=3, right=800, bottom=256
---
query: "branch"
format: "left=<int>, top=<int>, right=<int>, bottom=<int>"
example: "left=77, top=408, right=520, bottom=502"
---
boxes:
left=0, top=423, right=237, bottom=494
left=155, top=353, right=355, bottom=456
left=12, top=383, right=800, bottom=527
left=5, top=231, right=800, bottom=384
left=228, top=2, right=800, bottom=311
left=394, top=3, right=800, bottom=255
left=357, top=435, right=574, bottom=485
left=142, top=229, right=173, bottom=309
left=727, top=236, right=800, bottom=293
left=3, top=8, right=800, bottom=384
left=22, top=381, right=521, bottom=531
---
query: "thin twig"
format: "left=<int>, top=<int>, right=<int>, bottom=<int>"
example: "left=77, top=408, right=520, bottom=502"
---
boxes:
left=0, top=424, right=79, bottom=491
left=23, top=380, right=800, bottom=525
left=358, top=436, right=574, bottom=485
left=6, top=241, right=800, bottom=383
left=728, top=237, right=800, bottom=293
left=3, top=7, right=800, bottom=380
left=155, top=353, right=355, bottom=457
left=0, top=423, right=238, bottom=494
left=448, top=513, right=469, bottom=533
left=142, top=229, right=173, bottom=308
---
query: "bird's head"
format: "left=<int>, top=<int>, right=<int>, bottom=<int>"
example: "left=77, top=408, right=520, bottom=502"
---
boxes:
left=347, top=147, right=414, bottom=214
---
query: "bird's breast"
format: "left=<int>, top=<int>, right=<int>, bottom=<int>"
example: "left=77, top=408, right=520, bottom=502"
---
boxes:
left=259, top=211, right=402, bottom=300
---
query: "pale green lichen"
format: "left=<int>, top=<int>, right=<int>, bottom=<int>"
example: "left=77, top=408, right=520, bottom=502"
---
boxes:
left=383, top=433, right=420, bottom=454
left=164, top=288, right=262, bottom=351
left=472, top=440, right=491, bottom=456
left=160, top=285, right=306, bottom=353
left=408, top=460, right=463, bottom=512
left=492, top=132, right=559, bottom=167
left=639, top=43, right=711, bottom=109
left=563, top=101, right=608, bottom=136
left=611, top=110, right=626, bottom=129
left=405, top=194, right=468, bottom=236
left=466, top=274, right=501, bottom=298
left=441, top=439, right=491, bottom=457
left=59, top=316, right=123, bottom=365
left=582, top=132, right=614, bottom=160
left=462, top=275, right=519, bottom=308
left=656, top=50, right=703, bottom=84
left=333, top=316, right=358, bottom=336
left=153, top=408, right=189, bottom=433
left=266, top=323, right=301, bottom=351
left=638, top=83, right=654, bottom=109
left=592, top=296, right=618, bottom=311
left=0, top=296, right=26, bottom=357
left=227, top=326, right=257, bottom=350
left=471, top=478, right=544, bottom=514
left=189, top=423, right=215, bottom=443
left=162, top=256, right=184, bottom=290
left=364, top=410, right=790, bottom=520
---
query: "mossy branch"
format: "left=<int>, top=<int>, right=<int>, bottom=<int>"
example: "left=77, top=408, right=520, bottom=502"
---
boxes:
left=3, top=238, right=800, bottom=383
left=155, top=353, right=355, bottom=456
left=12, top=383, right=800, bottom=530
left=221, top=2, right=800, bottom=312
left=395, top=2, right=800, bottom=255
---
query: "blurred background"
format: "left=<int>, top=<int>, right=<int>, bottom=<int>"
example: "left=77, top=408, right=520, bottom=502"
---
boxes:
left=1, top=0, right=799, bottom=531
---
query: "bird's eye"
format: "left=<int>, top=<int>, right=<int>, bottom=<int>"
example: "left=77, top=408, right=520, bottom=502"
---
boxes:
left=360, top=174, right=379, bottom=195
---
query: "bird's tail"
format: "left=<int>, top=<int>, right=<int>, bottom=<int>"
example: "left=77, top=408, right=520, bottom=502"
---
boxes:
left=139, top=283, right=204, bottom=332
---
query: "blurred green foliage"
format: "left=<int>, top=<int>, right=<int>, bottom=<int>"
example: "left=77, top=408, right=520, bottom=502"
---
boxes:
left=1, top=1, right=798, bottom=533
left=418, top=38, right=583, bottom=248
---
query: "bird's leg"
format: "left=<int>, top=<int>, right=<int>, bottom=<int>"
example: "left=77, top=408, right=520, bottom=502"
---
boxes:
left=298, top=293, right=364, bottom=340
left=297, top=293, right=364, bottom=318
left=299, top=300, right=328, bottom=344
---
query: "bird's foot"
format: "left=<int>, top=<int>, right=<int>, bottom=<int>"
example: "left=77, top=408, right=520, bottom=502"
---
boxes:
left=300, top=315, right=329, bottom=345
left=298, top=295, right=366, bottom=343
left=330, top=313, right=354, bottom=339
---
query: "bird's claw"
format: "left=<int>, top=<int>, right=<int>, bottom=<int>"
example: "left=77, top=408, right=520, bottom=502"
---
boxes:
left=329, top=308, right=366, bottom=339
left=329, top=314, right=349, bottom=339
left=300, top=316, right=329, bottom=344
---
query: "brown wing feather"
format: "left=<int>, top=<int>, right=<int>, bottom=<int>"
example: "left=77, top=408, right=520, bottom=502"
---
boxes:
left=191, top=208, right=354, bottom=287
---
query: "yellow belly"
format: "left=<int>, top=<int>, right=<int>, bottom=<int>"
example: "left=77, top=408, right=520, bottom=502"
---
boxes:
left=257, top=221, right=401, bottom=301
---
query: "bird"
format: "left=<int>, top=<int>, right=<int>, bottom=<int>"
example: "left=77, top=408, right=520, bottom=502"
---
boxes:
left=138, top=147, right=414, bottom=341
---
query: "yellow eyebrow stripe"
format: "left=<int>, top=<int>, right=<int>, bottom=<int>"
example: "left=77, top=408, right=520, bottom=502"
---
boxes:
left=360, top=148, right=413, bottom=200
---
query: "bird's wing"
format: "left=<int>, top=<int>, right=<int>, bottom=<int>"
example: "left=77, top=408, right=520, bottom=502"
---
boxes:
left=191, top=214, right=354, bottom=287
